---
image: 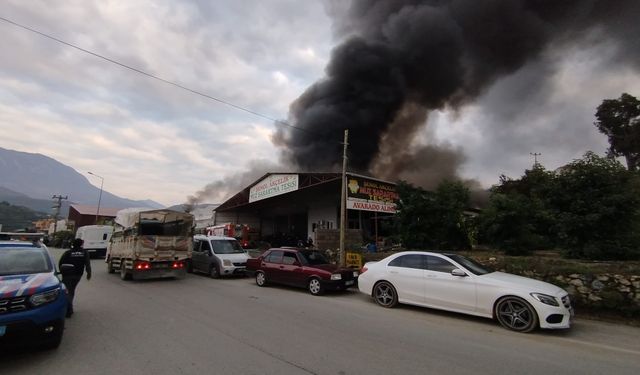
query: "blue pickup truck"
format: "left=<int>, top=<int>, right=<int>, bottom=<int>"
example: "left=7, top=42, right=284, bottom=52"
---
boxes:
left=0, top=234, right=68, bottom=350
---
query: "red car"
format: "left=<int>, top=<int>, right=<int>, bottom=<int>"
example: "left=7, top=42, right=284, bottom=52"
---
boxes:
left=246, top=248, right=359, bottom=295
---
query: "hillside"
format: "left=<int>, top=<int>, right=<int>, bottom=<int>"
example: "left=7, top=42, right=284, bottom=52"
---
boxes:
left=0, top=201, right=47, bottom=231
left=0, top=147, right=164, bottom=210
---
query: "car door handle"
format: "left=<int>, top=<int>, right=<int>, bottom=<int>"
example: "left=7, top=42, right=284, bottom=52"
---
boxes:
left=279, top=266, right=284, bottom=269
left=389, top=270, right=398, bottom=274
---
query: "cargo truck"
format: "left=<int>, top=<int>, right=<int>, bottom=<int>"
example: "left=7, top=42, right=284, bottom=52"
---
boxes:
left=106, top=208, right=194, bottom=280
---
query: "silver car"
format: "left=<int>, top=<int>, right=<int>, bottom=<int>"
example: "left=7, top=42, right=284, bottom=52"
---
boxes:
left=190, top=235, right=249, bottom=278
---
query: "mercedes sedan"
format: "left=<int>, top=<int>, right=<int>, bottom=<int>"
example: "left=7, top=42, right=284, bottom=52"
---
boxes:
left=358, top=251, right=572, bottom=332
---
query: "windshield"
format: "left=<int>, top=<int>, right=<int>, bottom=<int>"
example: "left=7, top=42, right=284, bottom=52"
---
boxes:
left=446, top=254, right=492, bottom=275
left=298, top=250, right=330, bottom=266
left=211, top=239, right=245, bottom=254
left=0, top=247, right=52, bottom=276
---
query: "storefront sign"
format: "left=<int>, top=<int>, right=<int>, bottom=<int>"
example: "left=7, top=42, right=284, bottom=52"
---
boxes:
left=346, top=252, right=363, bottom=268
left=249, top=174, right=299, bottom=203
left=346, top=176, right=398, bottom=213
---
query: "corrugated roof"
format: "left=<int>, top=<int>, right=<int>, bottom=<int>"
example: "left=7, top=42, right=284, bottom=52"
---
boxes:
left=69, top=204, right=120, bottom=217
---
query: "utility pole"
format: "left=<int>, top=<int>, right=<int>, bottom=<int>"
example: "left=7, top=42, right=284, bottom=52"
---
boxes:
left=51, top=194, right=68, bottom=233
left=88, top=172, right=104, bottom=224
left=339, top=129, right=349, bottom=267
left=530, top=152, right=541, bottom=166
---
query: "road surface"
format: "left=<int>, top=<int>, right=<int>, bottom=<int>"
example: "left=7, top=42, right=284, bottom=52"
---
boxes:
left=2, top=254, right=639, bottom=375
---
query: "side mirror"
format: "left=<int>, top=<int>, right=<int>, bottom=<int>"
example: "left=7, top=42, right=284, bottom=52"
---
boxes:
left=451, top=268, right=467, bottom=277
left=293, top=260, right=301, bottom=267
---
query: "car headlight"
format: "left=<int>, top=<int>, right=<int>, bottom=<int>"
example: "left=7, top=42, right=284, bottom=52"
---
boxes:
left=223, top=259, right=233, bottom=267
left=30, top=288, right=60, bottom=306
left=331, top=273, right=342, bottom=280
left=530, top=292, right=559, bottom=306
left=352, top=271, right=359, bottom=277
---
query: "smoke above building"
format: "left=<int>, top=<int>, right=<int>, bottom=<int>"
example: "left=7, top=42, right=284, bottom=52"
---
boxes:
left=275, top=0, right=640, bottom=185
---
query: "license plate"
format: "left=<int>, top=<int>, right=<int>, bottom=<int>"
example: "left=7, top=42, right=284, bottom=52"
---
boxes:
left=0, top=326, right=6, bottom=337
left=155, top=264, right=168, bottom=268
left=345, top=280, right=354, bottom=286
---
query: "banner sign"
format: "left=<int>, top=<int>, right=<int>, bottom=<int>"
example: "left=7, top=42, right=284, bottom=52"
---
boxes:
left=346, top=176, right=398, bottom=213
left=249, top=174, right=299, bottom=203
left=346, top=252, right=363, bottom=268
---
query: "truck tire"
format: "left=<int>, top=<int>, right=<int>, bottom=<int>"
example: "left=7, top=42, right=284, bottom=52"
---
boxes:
left=107, top=258, right=115, bottom=274
left=120, top=262, right=132, bottom=281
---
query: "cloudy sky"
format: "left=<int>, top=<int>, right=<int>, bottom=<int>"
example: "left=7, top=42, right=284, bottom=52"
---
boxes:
left=1, top=1, right=638, bottom=206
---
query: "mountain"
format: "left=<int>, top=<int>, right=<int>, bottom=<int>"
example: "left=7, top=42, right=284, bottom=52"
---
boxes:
left=0, top=147, right=164, bottom=211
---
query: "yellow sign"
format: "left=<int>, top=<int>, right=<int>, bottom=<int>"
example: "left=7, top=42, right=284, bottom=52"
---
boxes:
left=346, top=252, right=363, bottom=268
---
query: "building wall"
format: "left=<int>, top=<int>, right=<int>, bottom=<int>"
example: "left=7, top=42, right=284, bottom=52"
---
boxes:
left=308, top=200, right=338, bottom=244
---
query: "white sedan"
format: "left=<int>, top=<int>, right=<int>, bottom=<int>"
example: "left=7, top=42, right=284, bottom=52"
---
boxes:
left=358, top=251, right=573, bottom=332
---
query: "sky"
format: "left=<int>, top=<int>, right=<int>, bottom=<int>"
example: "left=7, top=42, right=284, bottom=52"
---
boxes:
left=1, top=1, right=638, bottom=207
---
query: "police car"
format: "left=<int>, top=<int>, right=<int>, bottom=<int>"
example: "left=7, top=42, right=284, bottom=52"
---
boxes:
left=0, top=233, right=68, bottom=349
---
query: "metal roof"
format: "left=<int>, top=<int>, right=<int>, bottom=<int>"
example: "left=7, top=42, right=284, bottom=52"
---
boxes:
left=69, top=204, right=121, bottom=217
left=215, top=172, right=396, bottom=212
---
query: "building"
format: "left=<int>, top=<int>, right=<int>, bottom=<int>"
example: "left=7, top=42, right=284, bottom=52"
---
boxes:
left=67, top=204, right=120, bottom=230
left=214, top=172, right=398, bottom=251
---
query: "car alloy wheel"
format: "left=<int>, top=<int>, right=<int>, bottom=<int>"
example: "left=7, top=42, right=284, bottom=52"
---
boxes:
left=255, top=271, right=267, bottom=287
left=495, top=296, right=539, bottom=333
left=373, top=281, right=398, bottom=308
left=308, top=277, right=324, bottom=296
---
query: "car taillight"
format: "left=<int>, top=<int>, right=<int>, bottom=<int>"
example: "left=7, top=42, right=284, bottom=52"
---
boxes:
left=135, top=261, right=151, bottom=270
left=172, top=261, right=184, bottom=269
left=360, top=266, right=368, bottom=274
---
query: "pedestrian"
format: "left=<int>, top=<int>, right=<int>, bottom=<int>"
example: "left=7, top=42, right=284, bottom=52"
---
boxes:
left=58, top=238, right=92, bottom=318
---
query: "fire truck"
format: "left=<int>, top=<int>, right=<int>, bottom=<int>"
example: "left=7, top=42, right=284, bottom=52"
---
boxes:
left=206, top=223, right=251, bottom=248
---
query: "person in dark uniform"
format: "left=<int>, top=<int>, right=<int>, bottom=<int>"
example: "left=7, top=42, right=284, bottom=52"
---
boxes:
left=58, top=238, right=92, bottom=317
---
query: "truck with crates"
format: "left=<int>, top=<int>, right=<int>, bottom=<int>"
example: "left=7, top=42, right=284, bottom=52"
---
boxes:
left=106, top=208, right=194, bottom=280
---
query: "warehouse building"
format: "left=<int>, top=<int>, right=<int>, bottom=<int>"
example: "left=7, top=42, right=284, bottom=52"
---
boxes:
left=214, top=172, right=398, bottom=250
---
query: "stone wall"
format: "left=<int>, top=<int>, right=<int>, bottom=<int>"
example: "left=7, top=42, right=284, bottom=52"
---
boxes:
left=553, top=273, right=640, bottom=311
left=507, top=269, right=640, bottom=314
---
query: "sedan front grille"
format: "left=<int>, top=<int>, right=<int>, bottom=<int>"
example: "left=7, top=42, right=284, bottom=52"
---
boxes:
left=233, top=262, right=247, bottom=267
left=0, top=296, right=29, bottom=315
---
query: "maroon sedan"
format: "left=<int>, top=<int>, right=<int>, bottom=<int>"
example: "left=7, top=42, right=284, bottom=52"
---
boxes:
left=246, top=248, right=359, bottom=295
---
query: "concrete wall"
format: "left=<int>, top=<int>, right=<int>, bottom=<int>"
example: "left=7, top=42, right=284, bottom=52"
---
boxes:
left=308, top=200, right=338, bottom=243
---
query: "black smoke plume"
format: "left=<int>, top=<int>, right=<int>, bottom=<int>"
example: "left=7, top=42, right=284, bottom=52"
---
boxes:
left=276, top=0, right=640, bottom=185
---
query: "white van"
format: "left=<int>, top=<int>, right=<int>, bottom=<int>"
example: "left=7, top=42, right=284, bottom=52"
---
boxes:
left=75, top=225, right=113, bottom=258
left=191, top=235, right=249, bottom=278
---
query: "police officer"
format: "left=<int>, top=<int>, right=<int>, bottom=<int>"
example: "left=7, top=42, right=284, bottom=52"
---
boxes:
left=59, top=238, right=92, bottom=317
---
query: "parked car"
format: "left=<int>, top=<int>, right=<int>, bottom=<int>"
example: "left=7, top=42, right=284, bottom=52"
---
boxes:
left=246, top=248, right=359, bottom=295
left=191, top=235, right=249, bottom=278
left=358, top=251, right=573, bottom=333
left=0, top=235, right=68, bottom=349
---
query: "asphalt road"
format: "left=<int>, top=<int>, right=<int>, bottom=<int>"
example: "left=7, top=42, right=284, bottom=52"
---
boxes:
left=2, top=253, right=640, bottom=375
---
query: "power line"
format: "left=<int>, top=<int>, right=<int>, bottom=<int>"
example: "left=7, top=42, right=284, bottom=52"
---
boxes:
left=0, top=15, right=319, bottom=136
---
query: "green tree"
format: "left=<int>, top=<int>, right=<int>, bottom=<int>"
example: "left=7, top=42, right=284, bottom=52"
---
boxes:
left=396, top=180, right=472, bottom=250
left=595, top=93, right=640, bottom=171
left=550, top=152, right=640, bottom=260
left=478, top=166, right=556, bottom=255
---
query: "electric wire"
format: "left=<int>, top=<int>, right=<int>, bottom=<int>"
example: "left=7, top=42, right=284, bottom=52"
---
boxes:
left=0, top=15, right=321, bottom=136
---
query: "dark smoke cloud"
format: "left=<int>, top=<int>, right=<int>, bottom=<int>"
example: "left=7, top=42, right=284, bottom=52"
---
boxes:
left=277, top=0, right=640, bottom=188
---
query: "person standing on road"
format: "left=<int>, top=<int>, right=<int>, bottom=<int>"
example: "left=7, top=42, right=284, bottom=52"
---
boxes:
left=58, top=238, right=92, bottom=318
